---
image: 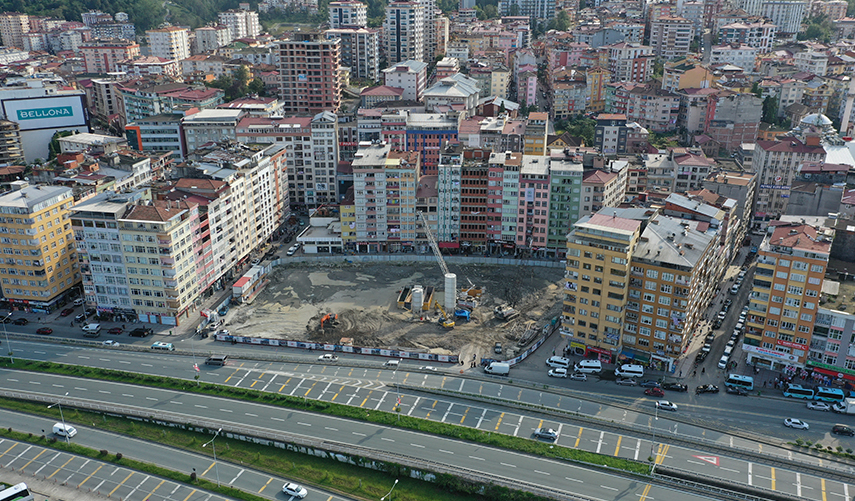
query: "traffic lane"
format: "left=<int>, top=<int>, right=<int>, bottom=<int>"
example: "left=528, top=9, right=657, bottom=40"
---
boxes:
left=0, top=408, right=351, bottom=501
left=0, top=372, right=712, bottom=501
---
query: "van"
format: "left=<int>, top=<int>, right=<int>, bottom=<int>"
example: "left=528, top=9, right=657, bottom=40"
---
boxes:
left=81, top=323, right=101, bottom=337
left=735, top=322, right=744, bottom=332
left=545, top=356, right=571, bottom=369
left=574, top=359, right=602, bottom=374
left=53, top=423, right=77, bottom=438
left=484, top=361, right=510, bottom=376
left=383, top=359, right=401, bottom=368
left=151, top=342, right=174, bottom=351
left=73, top=298, right=85, bottom=306
left=717, top=354, right=730, bottom=369
left=614, top=364, right=645, bottom=378
left=205, top=355, right=229, bottom=366
left=723, top=346, right=733, bottom=358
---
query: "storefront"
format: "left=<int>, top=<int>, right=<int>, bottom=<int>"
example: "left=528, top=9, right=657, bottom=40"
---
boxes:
left=743, top=344, right=801, bottom=370
left=585, top=345, right=614, bottom=364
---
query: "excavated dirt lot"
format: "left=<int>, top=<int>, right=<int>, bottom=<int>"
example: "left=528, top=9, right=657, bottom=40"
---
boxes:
left=226, top=261, right=564, bottom=358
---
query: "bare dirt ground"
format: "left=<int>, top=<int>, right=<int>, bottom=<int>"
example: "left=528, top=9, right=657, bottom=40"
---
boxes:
left=226, top=261, right=565, bottom=359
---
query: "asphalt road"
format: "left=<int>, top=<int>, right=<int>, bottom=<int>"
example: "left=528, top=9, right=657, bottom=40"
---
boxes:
left=0, top=409, right=345, bottom=501
left=0, top=370, right=717, bottom=501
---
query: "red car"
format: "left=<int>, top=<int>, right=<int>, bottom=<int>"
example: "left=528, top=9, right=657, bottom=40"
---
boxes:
left=60, top=308, right=75, bottom=316
left=36, top=327, right=52, bottom=335
left=108, top=327, right=123, bottom=335
left=644, top=387, right=665, bottom=397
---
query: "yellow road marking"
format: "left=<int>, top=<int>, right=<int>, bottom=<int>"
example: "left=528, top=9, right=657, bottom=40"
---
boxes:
left=331, top=385, right=345, bottom=401
left=146, top=479, right=166, bottom=498
left=258, top=477, right=274, bottom=493
left=348, top=368, right=353, bottom=376
left=638, top=483, right=653, bottom=500
left=822, top=478, right=827, bottom=501
left=278, top=384, right=286, bottom=392
left=359, top=390, right=373, bottom=407
left=108, top=472, right=134, bottom=496
left=614, top=436, right=622, bottom=456
left=441, top=376, right=447, bottom=388
left=537, top=419, right=543, bottom=429
left=425, top=399, right=438, bottom=418
left=556, top=396, right=561, bottom=408
left=771, top=468, right=776, bottom=490
left=250, top=380, right=258, bottom=387
left=77, top=465, right=102, bottom=487
left=47, top=457, right=75, bottom=479
left=0, top=443, right=17, bottom=458
left=575, top=428, right=582, bottom=448
left=402, top=373, right=409, bottom=384
left=202, top=461, right=216, bottom=476
left=304, top=381, right=317, bottom=396
left=20, top=449, right=47, bottom=470
left=182, top=489, right=197, bottom=501
left=518, top=389, right=523, bottom=400
left=495, top=412, right=505, bottom=430
left=460, top=407, right=470, bottom=424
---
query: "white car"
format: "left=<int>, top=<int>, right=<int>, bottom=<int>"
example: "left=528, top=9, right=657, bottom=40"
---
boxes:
left=251, top=258, right=261, bottom=266
left=73, top=298, right=85, bottom=306
left=282, top=482, right=308, bottom=498
left=286, top=243, right=301, bottom=256
left=807, top=401, right=831, bottom=411
left=317, top=353, right=338, bottom=362
left=717, top=311, right=727, bottom=321
left=655, top=400, right=678, bottom=411
left=784, top=418, right=809, bottom=430
left=419, top=366, right=437, bottom=371
left=102, top=340, right=120, bottom=347
left=569, top=372, right=588, bottom=381
left=548, top=368, right=568, bottom=378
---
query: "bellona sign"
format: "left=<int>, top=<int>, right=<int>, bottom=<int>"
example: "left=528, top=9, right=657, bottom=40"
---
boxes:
left=16, top=106, right=74, bottom=120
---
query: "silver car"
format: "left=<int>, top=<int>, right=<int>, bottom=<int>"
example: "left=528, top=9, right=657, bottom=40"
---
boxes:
left=616, top=377, right=638, bottom=386
left=807, top=401, right=831, bottom=411
left=569, top=372, right=587, bottom=381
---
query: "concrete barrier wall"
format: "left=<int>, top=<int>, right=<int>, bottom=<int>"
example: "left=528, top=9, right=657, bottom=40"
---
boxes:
left=271, top=254, right=564, bottom=269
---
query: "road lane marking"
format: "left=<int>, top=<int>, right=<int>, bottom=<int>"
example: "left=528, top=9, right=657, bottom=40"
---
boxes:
left=476, top=408, right=487, bottom=428
left=352, top=432, right=366, bottom=437
left=565, top=477, right=583, bottom=483
left=720, top=467, right=739, bottom=473
left=297, top=422, right=311, bottom=426
left=381, top=438, right=394, bottom=442
left=195, top=405, right=208, bottom=409
left=325, top=427, right=338, bottom=431
left=595, top=431, right=604, bottom=454
left=245, top=413, right=258, bottom=417
left=331, top=385, right=345, bottom=402
left=410, top=443, right=425, bottom=448
left=438, top=449, right=453, bottom=454
left=146, top=397, right=157, bottom=401
left=141, top=363, right=153, bottom=367
left=258, top=477, right=274, bottom=493
left=182, top=489, right=197, bottom=501
left=202, top=461, right=216, bottom=476
left=468, top=456, right=485, bottom=461
left=271, top=417, right=285, bottom=422
left=500, top=462, right=516, bottom=468
left=575, top=428, right=582, bottom=448
left=145, top=479, right=166, bottom=499
left=441, top=403, right=454, bottom=422
left=460, top=407, right=470, bottom=424
left=304, top=381, right=317, bottom=397
left=425, top=399, right=438, bottom=419
left=771, top=468, right=776, bottom=490
left=408, top=397, right=421, bottom=416
left=600, top=485, right=617, bottom=491
left=47, top=457, right=75, bottom=479
left=822, top=478, right=827, bottom=501
left=229, top=469, right=244, bottom=485
left=748, top=463, right=752, bottom=485
left=614, top=436, right=622, bottom=456
left=494, top=412, right=505, bottom=431
left=220, top=409, right=233, bottom=412
left=20, top=449, right=47, bottom=470
left=638, top=483, right=653, bottom=500
left=534, top=470, right=550, bottom=476
left=122, top=393, right=134, bottom=397
left=513, top=415, right=523, bottom=436
left=77, top=465, right=103, bottom=487
left=52, top=384, right=63, bottom=388
left=359, top=391, right=373, bottom=408
left=99, top=390, right=110, bottom=394
left=108, top=472, right=134, bottom=496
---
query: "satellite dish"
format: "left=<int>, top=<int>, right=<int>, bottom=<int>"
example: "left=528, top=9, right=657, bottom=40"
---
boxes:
left=24, top=177, right=29, bottom=181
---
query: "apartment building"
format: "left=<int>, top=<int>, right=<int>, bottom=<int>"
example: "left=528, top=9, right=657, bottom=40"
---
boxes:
left=580, top=166, right=628, bottom=218
left=329, top=1, right=368, bottom=28
left=0, top=12, right=29, bottom=49
left=384, top=0, right=425, bottom=65
left=194, top=26, right=233, bottom=54
left=0, top=120, right=22, bottom=166
left=80, top=39, right=142, bottom=74
left=761, top=0, right=808, bottom=37
left=218, top=9, right=261, bottom=39
left=497, top=0, right=556, bottom=19
left=124, top=113, right=186, bottom=159
left=604, top=42, right=654, bottom=83
left=546, top=149, right=584, bottom=258
left=718, top=21, right=777, bottom=52
left=747, top=223, right=831, bottom=369
left=625, top=84, right=680, bottom=133
left=181, top=109, right=245, bottom=153
left=436, top=142, right=463, bottom=242
left=382, top=60, right=428, bottom=102
left=274, top=32, right=343, bottom=114
left=754, top=134, right=826, bottom=218
left=524, top=112, right=549, bottom=155
left=649, top=16, right=695, bottom=60
left=562, top=211, right=642, bottom=360
left=351, top=142, right=420, bottom=253
left=0, top=184, right=78, bottom=311
left=517, top=156, right=550, bottom=255
left=324, top=27, right=379, bottom=81
left=146, top=26, right=191, bottom=61
left=709, top=44, right=758, bottom=72
left=808, top=307, right=855, bottom=380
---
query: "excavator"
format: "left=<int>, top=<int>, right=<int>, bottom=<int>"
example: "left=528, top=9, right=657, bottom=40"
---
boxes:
left=431, top=300, right=455, bottom=329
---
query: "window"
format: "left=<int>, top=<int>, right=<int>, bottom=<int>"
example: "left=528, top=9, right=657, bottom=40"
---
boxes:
left=647, top=270, right=658, bottom=279
left=645, top=280, right=656, bottom=290
left=659, top=296, right=671, bottom=306
left=660, top=284, right=672, bottom=294
left=641, top=316, right=652, bottom=325
left=787, top=285, right=803, bottom=295
left=662, top=272, right=674, bottom=282
left=790, top=273, right=805, bottom=283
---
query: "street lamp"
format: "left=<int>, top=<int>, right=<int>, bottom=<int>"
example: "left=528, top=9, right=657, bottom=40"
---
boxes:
left=650, top=403, right=659, bottom=470
left=202, top=428, right=222, bottom=486
left=47, top=392, right=69, bottom=443
left=2, top=312, right=12, bottom=362
left=380, top=479, right=398, bottom=501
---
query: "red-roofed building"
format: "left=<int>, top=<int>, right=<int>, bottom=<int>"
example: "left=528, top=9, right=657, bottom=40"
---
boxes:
left=754, top=136, right=826, bottom=218
left=360, top=85, right=404, bottom=108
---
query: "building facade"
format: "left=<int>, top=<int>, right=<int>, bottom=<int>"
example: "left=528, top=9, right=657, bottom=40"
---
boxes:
left=274, top=32, right=343, bottom=114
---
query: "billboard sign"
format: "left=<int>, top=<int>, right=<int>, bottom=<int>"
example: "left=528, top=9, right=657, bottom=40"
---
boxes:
left=2, top=95, right=88, bottom=131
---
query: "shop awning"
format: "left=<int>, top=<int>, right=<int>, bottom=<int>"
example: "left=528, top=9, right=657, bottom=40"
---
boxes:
left=438, top=242, right=459, bottom=249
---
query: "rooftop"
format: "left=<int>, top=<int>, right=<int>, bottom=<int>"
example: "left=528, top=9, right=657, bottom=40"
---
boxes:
left=634, top=216, right=716, bottom=269
left=766, top=224, right=831, bottom=254
left=0, top=185, right=71, bottom=211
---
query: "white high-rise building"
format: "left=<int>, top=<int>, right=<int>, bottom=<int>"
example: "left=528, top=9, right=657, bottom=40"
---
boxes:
left=194, top=25, right=233, bottom=54
left=329, top=1, right=368, bottom=28
left=218, top=9, right=261, bottom=38
left=146, top=26, right=190, bottom=61
left=761, top=0, right=808, bottom=36
left=384, top=0, right=425, bottom=65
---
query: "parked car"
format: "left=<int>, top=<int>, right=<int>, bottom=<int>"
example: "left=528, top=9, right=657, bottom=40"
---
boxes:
left=644, top=387, right=665, bottom=397
left=0, top=316, right=11, bottom=324
left=494, top=342, right=502, bottom=354
left=616, top=378, right=638, bottom=386
left=60, top=308, right=75, bottom=316
left=85, top=308, right=96, bottom=317
left=705, top=333, right=715, bottom=343
left=695, top=351, right=708, bottom=363
left=784, top=418, right=809, bottom=430
left=129, top=327, right=153, bottom=337
left=832, top=424, right=855, bottom=436
left=696, top=384, right=719, bottom=394
left=73, top=298, right=86, bottom=306
left=36, top=327, right=52, bottom=335
left=807, top=401, right=831, bottom=411
left=717, top=311, right=727, bottom=321
left=251, top=258, right=261, bottom=266
left=569, top=372, right=588, bottom=381
left=548, top=368, right=568, bottom=378
left=662, top=382, right=688, bottom=392
left=725, top=386, right=748, bottom=396
left=713, top=319, right=723, bottom=329
left=75, top=313, right=87, bottom=322
left=724, top=298, right=733, bottom=306
left=282, top=483, right=308, bottom=499
left=655, top=400, right=678, bottom=411
left=12, top=318, right=28, bottom=325
left=533, top=427, right=558, bottom=440
left=286, top=244, right=301, bottom=256
left=638, top=380, right=661, bottom=388
left=108, top=327, right=123, bottom=335
left=317, top=353, right=338, bottom=362
left=103, top=340, right=120, bottom=347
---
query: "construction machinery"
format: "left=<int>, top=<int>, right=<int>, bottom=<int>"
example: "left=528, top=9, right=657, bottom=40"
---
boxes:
left=418, top=211, right=457, bottom=313
left=432, top=300, right=455, bottom=328
left=494, top=304, right=520, bottom=321
left=320, top=313, right=339, bottom=329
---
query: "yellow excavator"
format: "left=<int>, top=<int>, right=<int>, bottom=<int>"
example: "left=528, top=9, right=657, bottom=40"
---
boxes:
left=432, top=299, right=455, bottom=328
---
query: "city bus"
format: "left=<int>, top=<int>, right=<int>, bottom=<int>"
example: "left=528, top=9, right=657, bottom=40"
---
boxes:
left=724, top=374, right=754, bottom=391
left=783, top=383, right=815, bottom=399
left=814, top=386, right=846, bottom=402
left=0, top=483, right=33, bottom=501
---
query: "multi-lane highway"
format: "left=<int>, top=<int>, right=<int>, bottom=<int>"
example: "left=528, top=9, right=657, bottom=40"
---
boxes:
left=1, top=340, right=855, bottom=500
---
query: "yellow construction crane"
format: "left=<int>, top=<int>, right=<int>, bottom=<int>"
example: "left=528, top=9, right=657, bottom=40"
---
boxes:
left=432, top=299, right=455, bottom=328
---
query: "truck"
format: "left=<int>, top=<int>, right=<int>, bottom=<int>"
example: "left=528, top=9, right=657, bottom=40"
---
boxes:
left=493, top=304, right=520, bottom=321
left=832, top=397, right=855, bottom=414
left=484, top=361, right=510, bottom=376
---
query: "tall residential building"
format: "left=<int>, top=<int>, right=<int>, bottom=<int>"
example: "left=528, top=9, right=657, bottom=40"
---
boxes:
left=382, top=60, right=428, bottom=101
left=497, top=0, right=556, bottom=19
left=329, top=1, right=368, bottom=28
left=546, top=149, right=584, bottom=258
left=194, top=26, right=233, bottom=54
left=0, top=184, right=78, bottom=310
left=760, top=0, right=808, bottom=37
left=274, top=32, right=343, bottom=114
left=146, top=26, right=191, bottom=61
left=604, top=42, right=655, bottom=83
left=80, top=39, right=142, bottom=74
left=351, top=142, right=420, bottom=253
left=649, top=16, right=695, bottom=60
left=181, top=109, right=245, bottom=153
left=218, top=9, right=261, bottom=39
left=746, top=223, right=831, bottom=369
left=754, top=134, right=825, bottom=218
left=0, top=12, right=29, bottom=49
left=384, top=0, right=425, bottom=65
left=324, top=27, right=379, bottom=81
left=421, top=0, right=437, bottom=63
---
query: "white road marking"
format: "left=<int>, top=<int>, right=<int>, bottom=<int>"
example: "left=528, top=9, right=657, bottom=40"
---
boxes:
left=297, top=422, right=311, bottom=426
left=141, top=363, right=153, bottom=367
left=99, top=390, right=110, bottom=394
left=513, top=415, right=523, bottom=436
left=146, top=397, right=157, bottom=401
left=74, top=387, right=87, bottom=391
left=271, top=417, right=284, bottom=422
left=500, top=463, right=516, bottom=468
left=99, top=358, right=110, bottom=362
left=381, top=438, right=395, bottom=442
left=534, top=470, right=551, bottom=476
left=720, top=467, right=740, bottom=473
left=229, top=469, right=244, bottom=485
left=29, top=381, right=40, bottom=385
left=352, top=432, right=366, bottom=437
left=565, top=477, right=583, bottom=483
left=220, top=409, right=233, bottom=413
left=195, top=405, right=208, bottom=409
left=407, top=397, right=421, bottom=416
left=245, top=413, right=258, bottom=417
left=595, top=431, right=604, bottom=454
left=438, top=450, right=454, bottom=454
left=52, top=384, right=63, bottom=388
left=411, top=444, right=425, bottom=448
left=122, top=394, right=134, bottom=397
left=6, top=379, right=17, bottom=382
left=600, top=485, right=618, bottom=491
left=469, top=456, right=485, bottom=461
left=324, top=427, right=338, bottom=431
left=748, top=463, right=752, bottom=485
left=476, top=408, right=487, bottom=428
left=119, top=361, right=131, bottom=364
left=441, top=403, right=454, bottom=423
left=34, top=351, right=45, bottom=354
left=169, top=401, right=182, bottom=405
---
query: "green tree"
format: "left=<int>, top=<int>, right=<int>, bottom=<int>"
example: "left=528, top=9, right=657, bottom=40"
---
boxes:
left=652, top=58, right=664, bottom=79
left=48, top=130, right=76, bottom=160
left=762, top=95, right=779, bottom=124
left=563, top=115, right=596, bottom=146
left=546, top=10, right=570, bottom=32
left=248, top=78, right=266, bottom=97
left=751, top=81, right=762, bottom=98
